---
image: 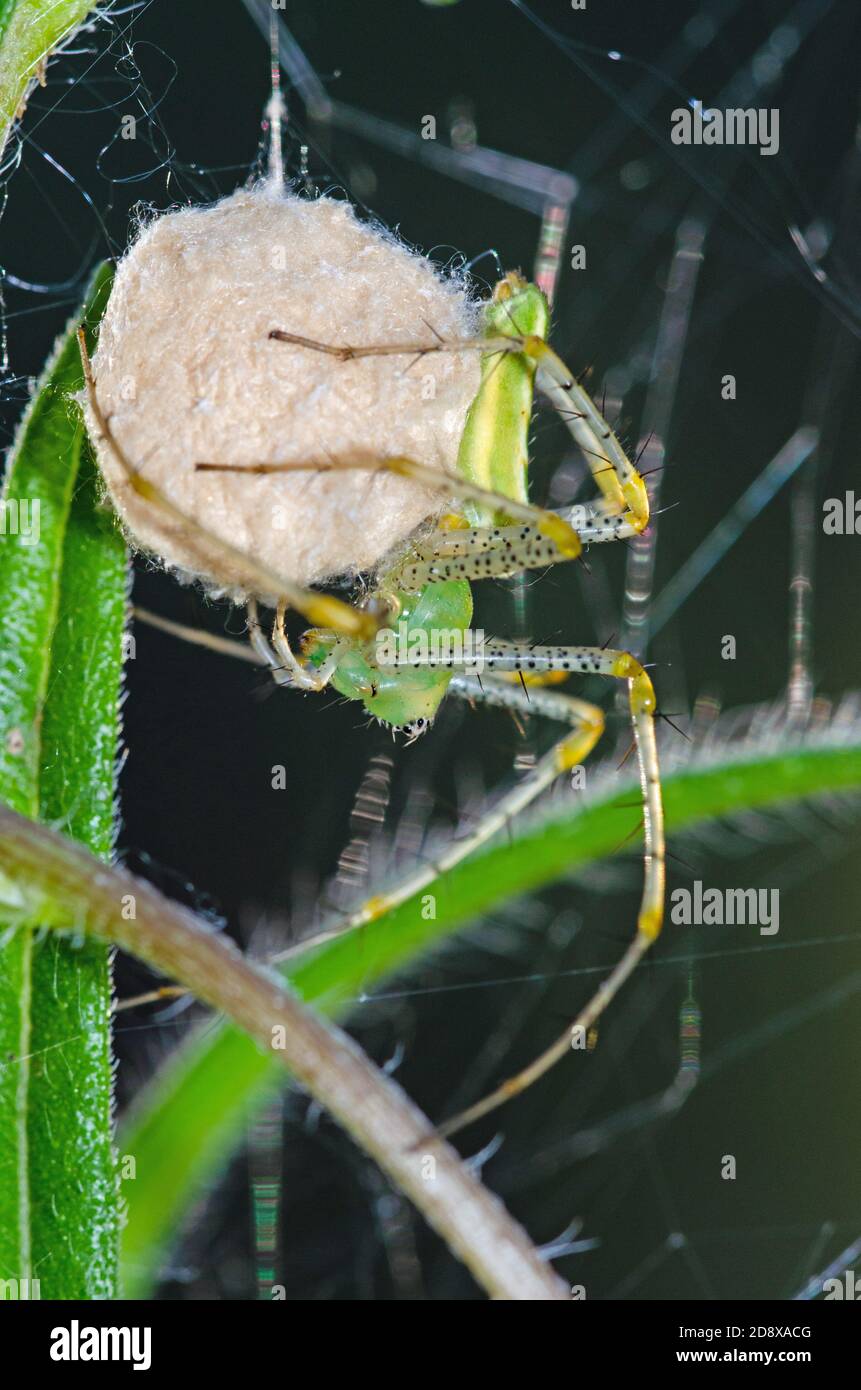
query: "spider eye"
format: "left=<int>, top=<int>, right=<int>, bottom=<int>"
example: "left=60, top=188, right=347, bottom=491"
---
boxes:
left=404, top=716, right=431, bottom=739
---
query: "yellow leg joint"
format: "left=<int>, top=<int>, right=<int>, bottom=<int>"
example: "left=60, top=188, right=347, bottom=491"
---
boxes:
left=130, top=475, right=160, bottom=503
left=555, top=717, right=604, bottom=772
left=610, top=654, right=657, bottom=715
left=500, top=669, right=570, bottom=688
left=610, top=652, right=639, bottom=680
left=631, top=670, right=657, bottom=716
left=622, top=473, right=650, bottom=530
left=537, top=511, right=582, bottom=559
left=308, top=595, right=379, bottom=642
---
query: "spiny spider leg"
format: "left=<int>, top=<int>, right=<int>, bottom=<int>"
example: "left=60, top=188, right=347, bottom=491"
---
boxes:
left=392, top=525, right=575, bottom=588
left=267, top=329, right=650, bottom=531
left=78, top=332, right=378, bottom=643
left=196, top=454, right=582, bottom=561
left=392, top=509, right=640, bottom=589
left=367, top=642, right=665, bottom=1138
left=275, top=675, right=607, bottom=951
left=528, top=339, right=648, bottom=529
left=388, top=641, right=663, bottom=936
left=411, top=500, right=643, bottom=557
left=143, top=597, right=667, bottom=1132
left=134, top=602, right=329, bottom=692
left=435, top=916, right=651, bottom=1140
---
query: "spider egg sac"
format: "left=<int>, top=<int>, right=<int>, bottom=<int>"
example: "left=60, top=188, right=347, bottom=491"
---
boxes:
left=85, top=185, right=481, bottom=595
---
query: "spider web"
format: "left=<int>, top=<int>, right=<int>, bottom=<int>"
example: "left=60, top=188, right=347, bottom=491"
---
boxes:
left=3, top=0, right=861, bottom=1301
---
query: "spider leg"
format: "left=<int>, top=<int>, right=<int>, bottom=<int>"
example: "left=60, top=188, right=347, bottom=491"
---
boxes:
left=267, top=327, right=651, bottom=531
left=386, top=507, right=639, bottom=589
left=396, top=641, right=663, bottom=936
left=361, top=640, right=664, bottom=1138
left=443, top=646, right=663, bottom=1139
left=304, top=674, right=606, bottom=936
left=272, top=599, right=343, bottom=692
left=78, top=332, right=377, bottom=643
left=528, top=339, right=650, bottom=532
left=133, top=606, right=266, bottom=665
left=133, top=602, right=340, bottom=697
left=246, top=598, right=294, bottom=688
left=436, top=922, right=650, bottom=1140
left=195, top=453, right=582, bottom=562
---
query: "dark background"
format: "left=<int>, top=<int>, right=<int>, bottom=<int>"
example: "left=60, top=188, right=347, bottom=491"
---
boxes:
left=3, top=0, right=861, bottom=1299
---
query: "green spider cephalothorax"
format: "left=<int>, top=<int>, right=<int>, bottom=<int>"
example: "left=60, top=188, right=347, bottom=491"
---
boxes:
left=305, top=580, right=473, bottom=736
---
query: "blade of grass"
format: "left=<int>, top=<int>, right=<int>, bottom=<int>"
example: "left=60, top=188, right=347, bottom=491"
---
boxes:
left=118, top=729, right=861, bottom=1294
left=0, top=263, right=125, bottom=1299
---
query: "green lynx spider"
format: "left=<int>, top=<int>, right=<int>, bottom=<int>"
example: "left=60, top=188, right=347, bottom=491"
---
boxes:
left=79, top=268, right=665, bottom=1139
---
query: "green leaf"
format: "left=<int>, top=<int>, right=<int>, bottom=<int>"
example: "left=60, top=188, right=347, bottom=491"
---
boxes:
left=120, top=729, right=861, bottom=1295
left=0, top=263, right=126, bottom=1300
left=0, top=1, right=100, bottom=154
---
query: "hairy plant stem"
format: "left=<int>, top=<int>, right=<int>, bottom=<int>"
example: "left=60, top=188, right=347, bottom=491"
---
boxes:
left=0, top=802, right=568, bottom=1301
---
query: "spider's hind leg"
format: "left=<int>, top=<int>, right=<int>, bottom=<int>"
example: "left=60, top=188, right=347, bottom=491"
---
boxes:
left=431, top=641, right=665, bottom=1139
left=347, top=636, right=664, bottom=1139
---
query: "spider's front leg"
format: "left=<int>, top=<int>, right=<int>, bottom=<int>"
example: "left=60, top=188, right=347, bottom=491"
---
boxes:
left=132, top=601, right=345, bottom=696
left=78, top=333, right=379, bottom=645
left=526, top=337, right=651, bottom=533
left=267, top=307, right=654, bottom=538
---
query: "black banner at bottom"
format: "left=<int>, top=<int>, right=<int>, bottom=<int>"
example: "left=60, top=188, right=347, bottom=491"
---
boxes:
left=3, top=1297, right=857, bottom=1374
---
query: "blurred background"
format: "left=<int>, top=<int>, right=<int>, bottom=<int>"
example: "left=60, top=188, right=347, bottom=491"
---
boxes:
left=2, top=0, right=861, bottom=1299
